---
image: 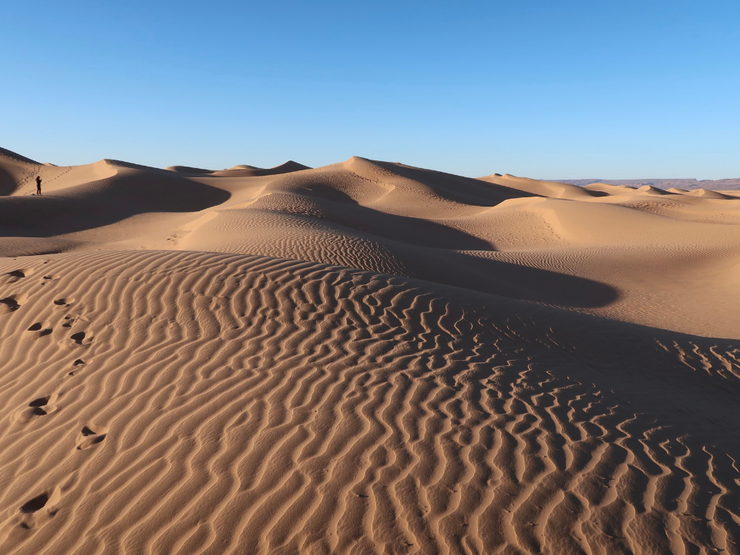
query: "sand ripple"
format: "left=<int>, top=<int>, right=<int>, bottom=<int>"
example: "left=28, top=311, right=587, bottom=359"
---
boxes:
left=0, top=251, right=738, bottom=554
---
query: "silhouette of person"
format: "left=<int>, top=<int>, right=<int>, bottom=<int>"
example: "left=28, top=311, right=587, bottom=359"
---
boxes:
left=36, top=176, right=42, bottom=196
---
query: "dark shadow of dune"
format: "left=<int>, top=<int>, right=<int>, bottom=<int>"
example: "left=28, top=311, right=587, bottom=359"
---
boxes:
left=276, top=187, right=494, bottom=251
left=367, top=159, right=539, bottom=207
left=262, top=187, right=618, bottom=308
left=165, top=165, right=215, bottom=175
left=637, top=185, right=672, bottom=195
left=404, top=249, right=619, bottom=308
left=471, top=293, right=740, bottom=454
left=167, top=161, right=311, bottom=178
left=0, top=165, right=16, bottom=196
left=0, top=147, right=38, bottom=165
left=217, top=161, right=311, bottom=177
left=583, top=188, right=609, bottom=197
left=0, top=170, right=230, bottom=236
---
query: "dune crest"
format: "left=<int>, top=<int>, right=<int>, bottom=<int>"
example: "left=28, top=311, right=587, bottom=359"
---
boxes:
left=0, top=149, right=739, bottom=554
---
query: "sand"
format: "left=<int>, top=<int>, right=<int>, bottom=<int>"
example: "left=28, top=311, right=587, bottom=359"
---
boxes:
left=0, top=148, right=739, bottom=554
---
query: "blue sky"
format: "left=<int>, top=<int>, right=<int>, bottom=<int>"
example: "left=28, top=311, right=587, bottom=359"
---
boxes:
left=2, top=1, right=738, bottom=178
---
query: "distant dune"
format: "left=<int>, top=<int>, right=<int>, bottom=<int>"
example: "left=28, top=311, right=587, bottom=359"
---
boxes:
left=561, top=177, right=740, bottom=191
left=1, top=147, right=739, bottom=554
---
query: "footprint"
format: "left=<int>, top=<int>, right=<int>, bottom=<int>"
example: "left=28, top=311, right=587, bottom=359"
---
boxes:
left=67, top=359, right=87, bottom=376
left=8, top=268, right=33, bottom=278
left=20, top=492, right=52, bottom=514
left=70, top=331, right=87, bottom=345
left=26, top=322, right=53, bottom=338
left=0, top=297, right=20, bottom=311
left=13, top=487, right=61, bottom=530
left=14, top=394, right=59, bottom=423
left=76, top=424, right=108, bottom=450
left=54, top=297, right=75, bottom=307
left=61, top=330, right=93, bottom=349
left=5, top=268, right=33, bottom=284
left=0, top=294, right=26, bottom=313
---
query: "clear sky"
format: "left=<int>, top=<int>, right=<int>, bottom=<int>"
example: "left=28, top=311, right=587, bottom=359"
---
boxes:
left=2, top=1, right=738, bottom=179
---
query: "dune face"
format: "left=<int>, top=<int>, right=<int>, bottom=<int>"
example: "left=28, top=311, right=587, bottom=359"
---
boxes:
left=1, top=149, right=739, bottom=554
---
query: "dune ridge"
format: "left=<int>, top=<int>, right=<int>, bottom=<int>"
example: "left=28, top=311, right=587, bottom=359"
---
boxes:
left=0, top=149, right=739, bottom=553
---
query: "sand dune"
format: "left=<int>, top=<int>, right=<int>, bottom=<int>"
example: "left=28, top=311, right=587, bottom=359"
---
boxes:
left=563, top=177, right=740, bottom=192
left=166, top=161, right=311, bottom=178
left=1, top=148, right=739, bottom=554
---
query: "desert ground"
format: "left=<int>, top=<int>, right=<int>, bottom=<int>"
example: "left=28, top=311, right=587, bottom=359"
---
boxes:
left=0, top=146, right=739, bottom=554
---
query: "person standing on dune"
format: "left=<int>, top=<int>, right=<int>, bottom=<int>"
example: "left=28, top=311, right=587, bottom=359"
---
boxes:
left=35, top=176, right=42, bottom=195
